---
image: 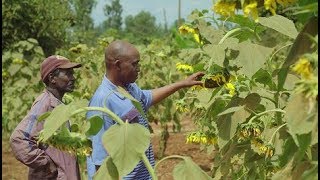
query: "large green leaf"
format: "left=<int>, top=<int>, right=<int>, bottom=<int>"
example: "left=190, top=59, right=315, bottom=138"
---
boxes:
left=173, top=157, right=212, bottom=180
left=285, top=94, right=317, bottom=135
left=258, top=15, right=298, bottom=39
left=198, top=24, right=224, bottom=45
left=277, top=16, right=318, bottom=91
left=241, top=93, right=261, bottom=110
left=252, top=68, right=276, bottom=90
left=93, top=157, right=119, bottom=180
left=102, top=122, right=150, bottom=176
left=85, top=116, right=104, bottom=136
left=217, top=97, right=246, bottom=149
left=233, top=41, right=273, bottom=78
left=203, top=44, right=226, bottom=67
left=42, top=99, right=88, bottom=141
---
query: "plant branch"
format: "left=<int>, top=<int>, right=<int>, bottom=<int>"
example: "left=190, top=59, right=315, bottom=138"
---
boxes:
left=154, top=155, right=186, bottom=171
left=268, top=123, right=287, bottom=144
left=248, top=109, right=286, bottom=124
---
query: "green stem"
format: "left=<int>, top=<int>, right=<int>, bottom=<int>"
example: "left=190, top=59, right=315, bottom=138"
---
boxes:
left=218, top=27, right=260, bottom=44
left=141, top=154, right=158, bottom=180
left=269, top=43, right=293, bottom=62
left=260, top=95, right=277, bottom=105
left=268, top=123, right=287, bottom=144
left=154, top=155, right=186, bottom=171
left=248, top=109, right=285, bottom=124
left=71, top=106, right=124, bottom=125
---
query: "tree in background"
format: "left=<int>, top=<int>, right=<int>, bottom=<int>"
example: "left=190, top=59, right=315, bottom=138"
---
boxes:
left=68, top=0, right=97, bottom=44
left=2, top=0, right=75, bottom=56
left=102, top=0, right=123, bottom=30
left=124, top=11, right=164, bottom=44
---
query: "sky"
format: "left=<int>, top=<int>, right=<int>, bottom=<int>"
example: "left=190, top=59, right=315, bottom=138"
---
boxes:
left=91, top=0, right=213, bottom=27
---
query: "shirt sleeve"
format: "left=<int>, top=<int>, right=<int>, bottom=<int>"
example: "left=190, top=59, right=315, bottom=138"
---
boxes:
left=9, top=101, right=56, bottom=171
left=130, top=83, right=153, bottom=110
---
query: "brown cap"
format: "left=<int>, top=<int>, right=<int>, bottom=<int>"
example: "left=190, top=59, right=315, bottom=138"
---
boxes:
left=40, top=55, right=81, bottom=82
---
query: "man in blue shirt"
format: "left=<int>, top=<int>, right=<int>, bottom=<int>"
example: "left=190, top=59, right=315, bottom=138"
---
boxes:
left=86, top=40, right=204, bottom=179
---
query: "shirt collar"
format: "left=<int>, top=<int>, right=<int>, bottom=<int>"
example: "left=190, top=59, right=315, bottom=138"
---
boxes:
left=101, top=75, right=126, bottom=100
left=43, top=89, right=63, bottom=108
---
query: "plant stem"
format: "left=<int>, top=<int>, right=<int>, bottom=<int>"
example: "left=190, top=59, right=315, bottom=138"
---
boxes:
left=269, top=43, right=293, bottom=62
left=268, top=123, right=287, bottom=144
left=71, top=106, right=124, bottom=125
left=218, top=27, right=260, bottom=44
left=154, top=155, right=186, bottom=171
left=248, top=109, right=285, bottom=124
left=141, top=154, right=158, bottom=180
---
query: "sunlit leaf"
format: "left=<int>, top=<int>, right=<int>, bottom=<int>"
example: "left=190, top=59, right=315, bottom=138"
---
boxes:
left=173, top=157, right=212, bottom=180
left=102, top=122, right=150, bottom=176
left=203, top=44, right=226, bottom=67
left=93, top=157, right=119, bottom=180
left=233, top=41, right=273, bottom=78
left=258, top=15, right=298, bottom=39
left=285, top=94, right=317, bottom=135
left=41, top=99, right=88, bottom=141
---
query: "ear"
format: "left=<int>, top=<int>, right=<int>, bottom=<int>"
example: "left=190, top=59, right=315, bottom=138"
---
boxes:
left=114, top=59, right=122, bottom=71
left=47, top=73, right=56, bottom=84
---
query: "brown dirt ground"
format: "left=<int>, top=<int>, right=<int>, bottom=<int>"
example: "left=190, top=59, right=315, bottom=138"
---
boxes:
left=2, top=117, right=215, bottom=180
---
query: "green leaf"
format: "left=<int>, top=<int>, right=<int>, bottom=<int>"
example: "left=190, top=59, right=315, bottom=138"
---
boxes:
left=233, top=41, right=273, bottom=78
left=294, top=133, right=312, bottom=162
left=198, top=25, right=225, bottom=45
left=102, top=122, right=150, bottom=177
left=217, top=97, right=245, bottom=149
left=117, top=87, right=146, bottom=119
left=70, top=123, right=79, bottom=132
left=241, top=93, right=261, bottom=110
left=85, top=116, right=104, bottom=136
left=203, top=44, right=226, bottom=67
left=93, top=157, right=119, bottom=180
left=278, top=138, right=298, bottom=167
left=252, top=68, right=276, bottom=89
left=258, top=15, right=298, bottom=39
left=41, top=99, right=88, bottom=141
left=173, top=157, right=212, bottom=180
left=285, top=94, right=317, bottom=135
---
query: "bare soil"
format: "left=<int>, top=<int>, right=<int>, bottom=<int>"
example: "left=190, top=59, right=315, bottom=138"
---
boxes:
left=2, top=117, right=214, bottom=180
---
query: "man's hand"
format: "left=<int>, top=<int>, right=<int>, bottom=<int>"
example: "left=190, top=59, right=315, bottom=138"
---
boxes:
left=151, top=72, right=205, bottom=105
left=180, top=72, right=204, bottom=88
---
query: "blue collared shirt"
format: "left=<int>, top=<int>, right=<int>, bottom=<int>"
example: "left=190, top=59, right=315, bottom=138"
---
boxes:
left=86, top=76, right=155, bottom=180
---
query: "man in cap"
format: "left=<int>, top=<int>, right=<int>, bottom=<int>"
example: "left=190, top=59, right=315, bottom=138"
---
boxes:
left=10, top=55, right=82, bottom=180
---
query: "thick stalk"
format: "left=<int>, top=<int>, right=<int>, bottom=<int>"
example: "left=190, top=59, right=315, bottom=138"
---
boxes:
left=141, top=154, right=157, bottom=180
left=154, top=155, right=186, bottom=170
left=71, top=106, right=124, bottom=125
left=268, top=123, right=287, bottom=144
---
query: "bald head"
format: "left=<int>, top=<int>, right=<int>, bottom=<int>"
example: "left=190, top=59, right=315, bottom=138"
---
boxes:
left=105, top=40, right=138, bottom=70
